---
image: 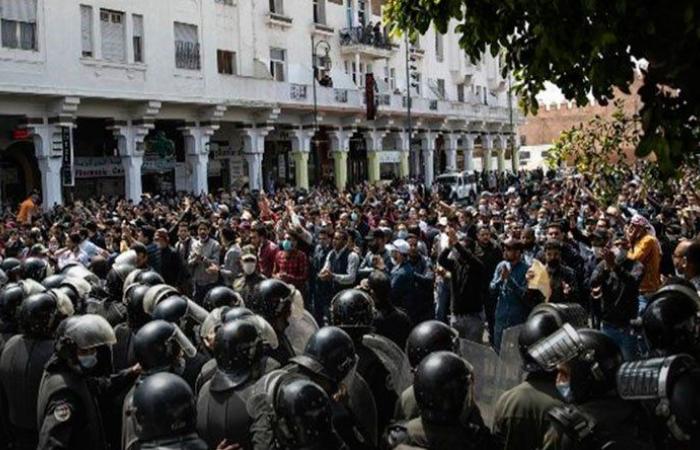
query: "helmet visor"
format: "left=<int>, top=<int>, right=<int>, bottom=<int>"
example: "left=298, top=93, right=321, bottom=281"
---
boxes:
left=65, top=314, right=117, bottom=350
left=617, top=354, right=697, bottom=400
left=527, top=323, right=584, bottom=370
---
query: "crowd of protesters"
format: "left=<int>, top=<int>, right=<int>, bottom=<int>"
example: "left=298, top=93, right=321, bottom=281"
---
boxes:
left=1, top=164, right=700, bottom=450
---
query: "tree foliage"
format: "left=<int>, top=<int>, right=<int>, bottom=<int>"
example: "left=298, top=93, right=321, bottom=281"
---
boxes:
left=383, top=0, right=700, bottom=177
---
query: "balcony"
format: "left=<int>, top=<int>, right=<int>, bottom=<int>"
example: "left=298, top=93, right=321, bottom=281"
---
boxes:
left=339, top=26, right=396, bottom=59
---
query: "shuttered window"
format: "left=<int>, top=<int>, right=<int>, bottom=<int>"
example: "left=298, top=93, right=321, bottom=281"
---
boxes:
left=132, top=14, right=143, bottom=63
left=100, top=9, right=126, bottom=62
left=0, top=0, right=37, bottom=50
left=269, top=47, right=286, bottom=82
left=80, top=5, right=92, bottom=57
left=174, top=22, right=199, bottom=70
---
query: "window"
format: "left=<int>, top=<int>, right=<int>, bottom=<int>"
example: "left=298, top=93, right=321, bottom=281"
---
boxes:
left=80, top=5, right=93, bottom=57
left=457, top=83, right=465, bottom=102
left=357, top=0, right=367, bottom=26
left=345, top=0, right=353, bottom=28
left=389, top=68, right=396, bottom=90
left=435, top=32, right=444, bottom=61
left=413, top=72, right=421, bottom=95
left=482, top=86, right=488, bottom=105
left=132, top=14, right=143, bottom=63
left=269, top=47, right=286, bottom=81
left=100, top=9, right=126, bottom=62
left=217, top=49, right=236, bottom=75
left=174, top=22, right=200, bottom=70
left=1, top=0, right=38, bottom=50
left=215, top=0, right=234, bottom=5
left=269, top=0, right=284, bottom=15
left=313, top=0, right=326, bottom=25
left=436, top=79, right=445, bottom=99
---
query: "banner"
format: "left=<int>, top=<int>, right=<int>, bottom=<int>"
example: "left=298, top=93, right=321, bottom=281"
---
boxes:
left=61, top=127, right=75, bottom=187
left=73, top=156, right=176, bottom=179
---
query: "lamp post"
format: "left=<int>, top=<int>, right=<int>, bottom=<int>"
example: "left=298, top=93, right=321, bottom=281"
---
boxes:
left=404, top=34, right=412, bottom=178
left=311, top=35, right=332, bottom=183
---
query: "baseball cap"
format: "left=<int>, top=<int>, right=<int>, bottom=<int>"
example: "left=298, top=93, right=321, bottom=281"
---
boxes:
left=386, top=239, right=410, bottom=255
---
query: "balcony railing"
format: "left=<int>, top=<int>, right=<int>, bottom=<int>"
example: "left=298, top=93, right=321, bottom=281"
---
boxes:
left=290, top=83, right=308, bottom=100
left=334, top=88, right=349, bottom=103
left=339, top=26, right=393, bottom=50
left=429, top=100, right=438, bottom=110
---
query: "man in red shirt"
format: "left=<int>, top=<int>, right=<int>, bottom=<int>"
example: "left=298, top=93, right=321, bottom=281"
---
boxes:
left=251, top=223, right=278, bottom=277
left=273, top=231, right=309, bottom=296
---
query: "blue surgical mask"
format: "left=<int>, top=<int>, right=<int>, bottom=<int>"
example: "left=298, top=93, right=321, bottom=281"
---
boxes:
left=397, top=230, right=408, bottom=240
left=556, top=381, right=573, bottom=403
left=282, top=240, right=293, bottom=252
left=351, top=212, right=359, bottom=222
left=78, top=353, right=98, bottom=370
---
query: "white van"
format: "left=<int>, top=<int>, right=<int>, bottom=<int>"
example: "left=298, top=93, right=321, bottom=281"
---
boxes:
left=435, top=171, right=479, bottom=201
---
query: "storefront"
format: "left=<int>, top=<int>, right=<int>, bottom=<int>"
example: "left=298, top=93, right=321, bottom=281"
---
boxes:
left=73, top=156, right=176, bottom=197
left=348, top=134, right=368, bottom=186
left=0, top=116, right=40, bottom=208
left=379, top=150, right=401, bottom=181
left=263, top=134, right=294, bottom=191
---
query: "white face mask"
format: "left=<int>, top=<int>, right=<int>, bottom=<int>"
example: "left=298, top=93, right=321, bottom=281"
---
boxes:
left=78, top=352, right=98, bottom=370
left=242, top=262, right=257, bottom=275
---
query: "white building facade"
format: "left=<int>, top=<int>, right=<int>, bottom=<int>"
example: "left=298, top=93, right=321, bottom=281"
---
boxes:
left=0, top=0, right=519, bottom=207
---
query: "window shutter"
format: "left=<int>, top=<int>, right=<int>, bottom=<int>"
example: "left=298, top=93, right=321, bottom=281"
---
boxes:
left=80, top=5, right=92, bottom=55
left=132, top=14, right=143, bottom=38
left=1, top=0, right=37, bottom=22
left=174, top=22, right=197, bottom=44
left=101, top=11, right=126, bottom=62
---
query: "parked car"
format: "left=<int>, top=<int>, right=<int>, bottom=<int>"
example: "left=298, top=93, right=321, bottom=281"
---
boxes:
left=435, top=171, right=478, bottom=201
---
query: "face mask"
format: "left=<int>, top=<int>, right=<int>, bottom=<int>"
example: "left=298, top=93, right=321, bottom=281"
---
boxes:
left=397, top=230, right=408, bottom=240
left=556, top=381, right=573, bottom=403
left=78, top=353, right=98, bottom=370
left=390, top=256, right=399, bottom=266
left=281, top=240, right=293, bottom=252
left=242, top=262, right=257, bottom=275
left=592, top=246, right=603, bottom=259
left=351, top=212, right=359, bottom=222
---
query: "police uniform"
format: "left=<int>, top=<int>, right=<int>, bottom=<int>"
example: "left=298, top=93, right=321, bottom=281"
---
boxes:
left=139, top=433, right=208, bottom=450
left=493, top=373, right=563, bottom=450
left=395, top=384, right=486, bottom=426
left=387, top=417, right=497, bottom=450
left=233, top=272, right=266, bottom=304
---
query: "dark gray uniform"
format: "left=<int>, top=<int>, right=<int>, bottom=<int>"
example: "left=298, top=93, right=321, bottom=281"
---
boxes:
left=139, top=433, right=208, bottom=449
left=387, top=417, right=497, bottom=450
left=0, top=335, right=54, bottom=450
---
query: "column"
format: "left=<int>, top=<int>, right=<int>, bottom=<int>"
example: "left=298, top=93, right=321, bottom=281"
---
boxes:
left=36, top=157, right=62, bottom=209
left=397, top=132, right=410, bottom=179
left=482, top=134, right=494, bottom=172
left=463, top=134, right=476, bottom=172
left=444, top=133, right=458, bottom=172
left=290, top=129, right=313, bottom=190
left=496, top=135, right=507, bottom=173
left=122, top=155, right=144, bottom=203
left=182, top=126, right=214, bottom=195
left=242, top=128, right=269, bottom=192
left=328, top=128, right=351, bottom=191
left=292, top=152, right=309, bottom=190
left=511, top=135, right=521, bottom=172
left=364, top=129, right=387, bottom=184
left=419, top=131, right=436, bottom=188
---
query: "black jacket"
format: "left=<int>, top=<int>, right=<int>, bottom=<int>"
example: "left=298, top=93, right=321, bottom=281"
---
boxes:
left=589, top=259, right=643, bottom=327
left=438, top=243, right=486, bottom=315
left=157, top=245, right=187, bottom=288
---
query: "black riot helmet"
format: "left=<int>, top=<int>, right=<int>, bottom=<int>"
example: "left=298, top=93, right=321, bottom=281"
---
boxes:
left=41, top=274, right=66, bottom=290
left=152, top=295, right=189, bottom=324
left=204, top=286, right=243, bottom=311
left=222, top=306, right=255, bottom=322
left=132, top=372, right=198, bottom=442
left=273, top=378, right=334, bottom=449
left=413, top=351, right=474, bottom=425
left=617, top=355, right=699, bottom=442
left=519, top=303, right=588, bottom=372
left=0, top=258, right=22, bottom=281
left=292, top=326, right=357, bottom=386
left=0, top=282, right=25, bottom=329
left=105, top=263, right=135, bottom=301
left=642, top=284, right=700, bottom=357
left=123, top=284, right=152, bottom=330
left=249, top=279, right=294, bottom=322
left=0, top=268, right=7, bottom=289
left=405, top=320, right=459, bottom=369
left=213, top=319, right=263, bottom=381
left=133, top=320, right=196, bottom=374
left=134, top=270, right=165, bottom=287
left=22, top=257, right=48, bottom=282
left=329, top=288, right=375, bottom=339
left=529, top=325, right=623, bottom=403
left=19, top=291, right=74, bottom=338
left=54, top=314, right=117, bottom=376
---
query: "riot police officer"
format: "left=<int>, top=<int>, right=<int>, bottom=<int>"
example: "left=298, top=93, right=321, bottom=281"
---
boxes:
left=131, top=372, right=208, bottom=450
left=529, top=325, right=653, bottom=450
left=493, top=303, right=588, bottom=450
left=233, top=252, right=266, bottom=304
left=387, top=351, right=496, bottom=450
left=0, top=291, right=74, bottom=450
left=330, top=288, right=411, bottom=434
left=618, top=354, right=700, bottom=449
left=122, top=320, right=197, bottom=450
left=22, top=256, right=49, bottom=282
left=203, top=286, right=244, bottom=311
left=0, top=257, right=22, bottom=283
left=395, top=320, right=460, bottom=421
left=113, top=283, right=151, bottom=372
left=642, top=283, right=700, bottom=359
left=0, top=282, right=25, bottom=352
left=248, top=279, right=297, bottom=365
left=105, top=262, right=136, bottom=303
left=36, top=314, right=137, bottom=450
left=271, top=376, right=349, bottom=450
left=196, top=318, right=270, bottom=449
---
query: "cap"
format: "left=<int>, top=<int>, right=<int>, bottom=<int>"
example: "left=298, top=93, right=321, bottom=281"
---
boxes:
left=386, top=239, right=410, bottom=255
left=30, top=244, right=49, bottom=256
left=438, top=217, right=448, bottom=227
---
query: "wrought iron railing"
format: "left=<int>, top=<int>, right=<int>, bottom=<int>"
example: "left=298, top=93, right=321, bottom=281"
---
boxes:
left=339, top=26, right=393, bottom=50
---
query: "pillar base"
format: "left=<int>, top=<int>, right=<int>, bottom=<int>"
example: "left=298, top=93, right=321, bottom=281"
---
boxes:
left=367, top=151, right=381, bottom=184
left=333, top=151, right=348, bottom=191
left=122, top=154, right=144, bottom=203
left=37, top=157, right=63, bottom=208
left=292, top=151, right=309, bottom=190
left=188, top=153, right=209, bottom=195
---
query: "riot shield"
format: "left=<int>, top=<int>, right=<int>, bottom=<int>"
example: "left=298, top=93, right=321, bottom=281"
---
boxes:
left=459, top=338, right=502, bottom=426
left=362, top=334, right=413, bottom=395
left=285, top=309, right=319, bottom=355
left=497, top=325, right=526, bottom=397
left=346, top=371, right=379, bottom=446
